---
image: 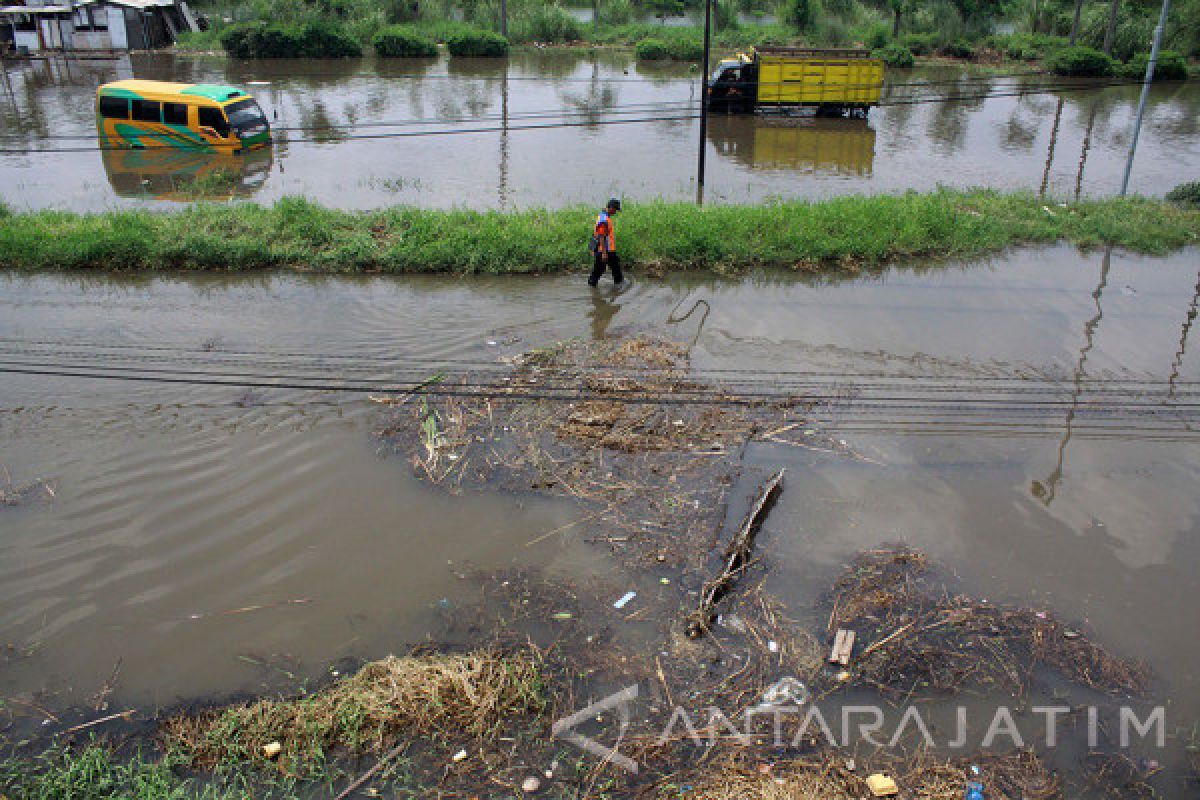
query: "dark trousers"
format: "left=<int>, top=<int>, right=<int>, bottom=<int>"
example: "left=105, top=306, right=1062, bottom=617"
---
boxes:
left=588, top=252, right=623, bottom=286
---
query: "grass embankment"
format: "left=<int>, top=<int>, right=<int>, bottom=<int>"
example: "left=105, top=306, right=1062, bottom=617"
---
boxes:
left=1, top=650, right=549, bottom=798
left=1, top=191, right=1197, bottom=274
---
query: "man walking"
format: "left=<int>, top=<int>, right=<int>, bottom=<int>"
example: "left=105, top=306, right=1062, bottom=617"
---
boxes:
left=588, top=198, right=623, bottom=287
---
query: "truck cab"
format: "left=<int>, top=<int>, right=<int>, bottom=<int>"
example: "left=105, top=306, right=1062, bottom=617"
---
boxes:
left=707, top=57, right=757, bottom=113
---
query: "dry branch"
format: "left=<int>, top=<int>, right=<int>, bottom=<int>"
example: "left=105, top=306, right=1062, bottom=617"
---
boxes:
left=686, top=469, right=785, bottom=638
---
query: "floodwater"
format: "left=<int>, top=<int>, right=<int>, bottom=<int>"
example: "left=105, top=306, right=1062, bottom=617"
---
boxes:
left=0, top=50, right=1197, bottom=210
left=2, top=245, right=1199, bottom=730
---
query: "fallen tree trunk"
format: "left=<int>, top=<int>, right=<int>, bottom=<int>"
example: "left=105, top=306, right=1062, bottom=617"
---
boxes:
left=686, top=468, right=785, bottom=638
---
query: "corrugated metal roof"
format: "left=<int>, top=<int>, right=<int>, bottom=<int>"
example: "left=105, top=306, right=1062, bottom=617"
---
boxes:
left=0, top=5, right=71, bottom=13
left=104, top=0, right=176, bottom=8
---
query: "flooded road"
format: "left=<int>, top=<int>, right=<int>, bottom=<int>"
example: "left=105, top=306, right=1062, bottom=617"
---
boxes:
left=2, top=245, right=1199, bottom=739
left=0, top=50, right=1196, bottom=209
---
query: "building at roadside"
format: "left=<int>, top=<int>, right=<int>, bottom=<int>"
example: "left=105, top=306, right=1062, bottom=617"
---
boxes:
left=1, top=0, right=199, bottom=53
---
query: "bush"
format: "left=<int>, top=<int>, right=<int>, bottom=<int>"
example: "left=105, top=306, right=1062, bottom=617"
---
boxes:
left=873, top=43, right=915, bottom=68
left=901, top=32, right=937, bottom=55
left=667, top=36, right=705, bottom=61
left=446, top=28, right=509, bottom=56
left=991, top=32, right=1066, bottom=61
left=220, top=21, right=361, bottom=58
left=1165, top=181, right=1200, bottom=208
left=635, top=37, right=670, bottom=60
left=300, top=21, right=362, bottom=57
left=862, top=22, right=891, bottom=50
left=1118, top=50, right=1190, bottom=81
left=513, top=5, right=582, bottom=44
left=937, top=39, right=976, bottom=59
left=1048, top=45, right=1114, bottom=76
left=372, top=25, right=437, bottom=57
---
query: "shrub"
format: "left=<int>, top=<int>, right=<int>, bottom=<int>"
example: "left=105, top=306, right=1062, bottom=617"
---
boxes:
left=1048, top=45, right=1114, bottom=76
left=220, top=23, right=261, bottom=58
left=901, top=32, right=937, bottom=55
left=635, top=37, right=671, bottom=60
left=992, top=32, right=1066, bottom=61
left=219, top=21, right=362, bottom=58
left=372, top=25, right=437, bottom=57
left=667, top=36, right=704, bottom=61
left=513, top=5, right=582, bottom=43
left=446, top=29, right=509, bottom=57
left=873, top=43, right=914, bottom=68
left=300, top=21, right=362, bottom=57
left=937, top=39, right=976, bottom=59
left=1118, top=50, right=1189, bottom=81
left=862, top=22, right=891, bottom=50
left=1165, top=181, right=1200, bottom=208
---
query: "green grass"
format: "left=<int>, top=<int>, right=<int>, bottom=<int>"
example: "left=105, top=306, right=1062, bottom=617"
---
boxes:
left=0, top=191, right=1196, bottom=274
left=0, top=741, right=255, bottom=799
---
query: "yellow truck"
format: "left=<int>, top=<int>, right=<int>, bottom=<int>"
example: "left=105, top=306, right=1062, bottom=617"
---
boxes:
left=707, top=47, right=884, bottom=117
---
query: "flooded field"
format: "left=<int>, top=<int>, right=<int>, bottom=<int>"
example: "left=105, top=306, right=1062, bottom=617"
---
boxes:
left=2, top=245, right=1199, bottom=772
left=0, top=50, right=1196, bottom=209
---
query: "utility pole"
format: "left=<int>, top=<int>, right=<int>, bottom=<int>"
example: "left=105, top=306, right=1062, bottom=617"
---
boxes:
left=696, top=0, right=711, bottom=204
left=1120, top=0, right=1170, bottom=196
left=501, top=0, right=508, bottom=38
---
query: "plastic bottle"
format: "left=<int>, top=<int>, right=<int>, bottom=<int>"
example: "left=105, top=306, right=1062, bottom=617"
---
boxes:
left=964, top=765, right=984, bottom=800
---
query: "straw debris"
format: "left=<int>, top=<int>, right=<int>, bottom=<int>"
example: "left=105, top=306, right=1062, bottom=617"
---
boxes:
left=669, top=748, right=1060, bottom=800
left=381, top=336, right=823, bottom=571
left=163, top=649, right=547, bottom=777
left=827, top=547, right=1148, bottom=697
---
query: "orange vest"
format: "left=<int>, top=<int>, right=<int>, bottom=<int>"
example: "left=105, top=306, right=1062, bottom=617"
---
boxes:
left=595, top=211, right=615, bottom=253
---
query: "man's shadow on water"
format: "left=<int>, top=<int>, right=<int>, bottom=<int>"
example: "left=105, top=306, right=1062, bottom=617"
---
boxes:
left=589, top=282, right=631, bottom=340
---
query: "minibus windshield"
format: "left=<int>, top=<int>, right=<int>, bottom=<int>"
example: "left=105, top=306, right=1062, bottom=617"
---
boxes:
left=226, top=99, right=267, bottom=134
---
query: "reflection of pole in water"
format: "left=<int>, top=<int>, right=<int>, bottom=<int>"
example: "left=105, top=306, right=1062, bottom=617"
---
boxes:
left=1167, top=268, right=1200, bottom=400
left=498, top=60, right=509, bottom=209
left=695, top=0, right=711, bottom=205
left=1074, top=101, right=1097, bottom=201
left=1039, top=95, right=1064, bottom=198
left=1031, top=247, right=1111, bottom=506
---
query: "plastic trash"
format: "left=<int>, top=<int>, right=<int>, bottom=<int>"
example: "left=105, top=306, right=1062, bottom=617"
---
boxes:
left=758, top=676, right=808, bottom=707
left=613, top=591, right=636, bottom=609
left=866, top=773, right=899, bottom=796
left=965, top=765, right=984, bottom=800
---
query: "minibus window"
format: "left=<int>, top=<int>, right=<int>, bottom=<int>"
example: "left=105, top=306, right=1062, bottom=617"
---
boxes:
left=131, top=99, right=162, bottom=123
left=198, top=106, right=230, bottom=136
left=163, top=102, right=188, bottom=126
left=98, top=96, right=129, bottom=119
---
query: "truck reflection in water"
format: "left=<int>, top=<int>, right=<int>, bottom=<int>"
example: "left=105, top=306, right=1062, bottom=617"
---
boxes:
left=707, top=115, right=875, bottom=176
left=100, top=146, right=275, bottom=202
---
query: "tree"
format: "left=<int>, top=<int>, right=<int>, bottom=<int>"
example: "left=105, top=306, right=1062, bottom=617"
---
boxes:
left=1103, top=0, right=1119, bottom=54
left=783, top=0, right=816, bottom=30
left=645, top=0, right=685, bottom=23
left=1069, top=0, right=1085, bottom=44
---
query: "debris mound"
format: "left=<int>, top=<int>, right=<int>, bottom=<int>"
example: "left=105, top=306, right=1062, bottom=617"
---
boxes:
left=827, top=547, right=1148, bottom=696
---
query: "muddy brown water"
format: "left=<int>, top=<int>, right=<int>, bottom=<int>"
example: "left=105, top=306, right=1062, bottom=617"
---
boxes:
left=1, top=246, right=1199, bottom=789
left=0, top=50, right=1197, bottom=209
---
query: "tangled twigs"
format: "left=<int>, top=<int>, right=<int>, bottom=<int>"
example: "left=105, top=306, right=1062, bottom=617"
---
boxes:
left=686, top=469, right=785, bottom=638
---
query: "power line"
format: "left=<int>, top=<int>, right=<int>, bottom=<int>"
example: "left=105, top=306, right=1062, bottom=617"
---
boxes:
left=0, top=75, right=1173, bottom=155
left=2, top=337, right=1194, bottom=387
